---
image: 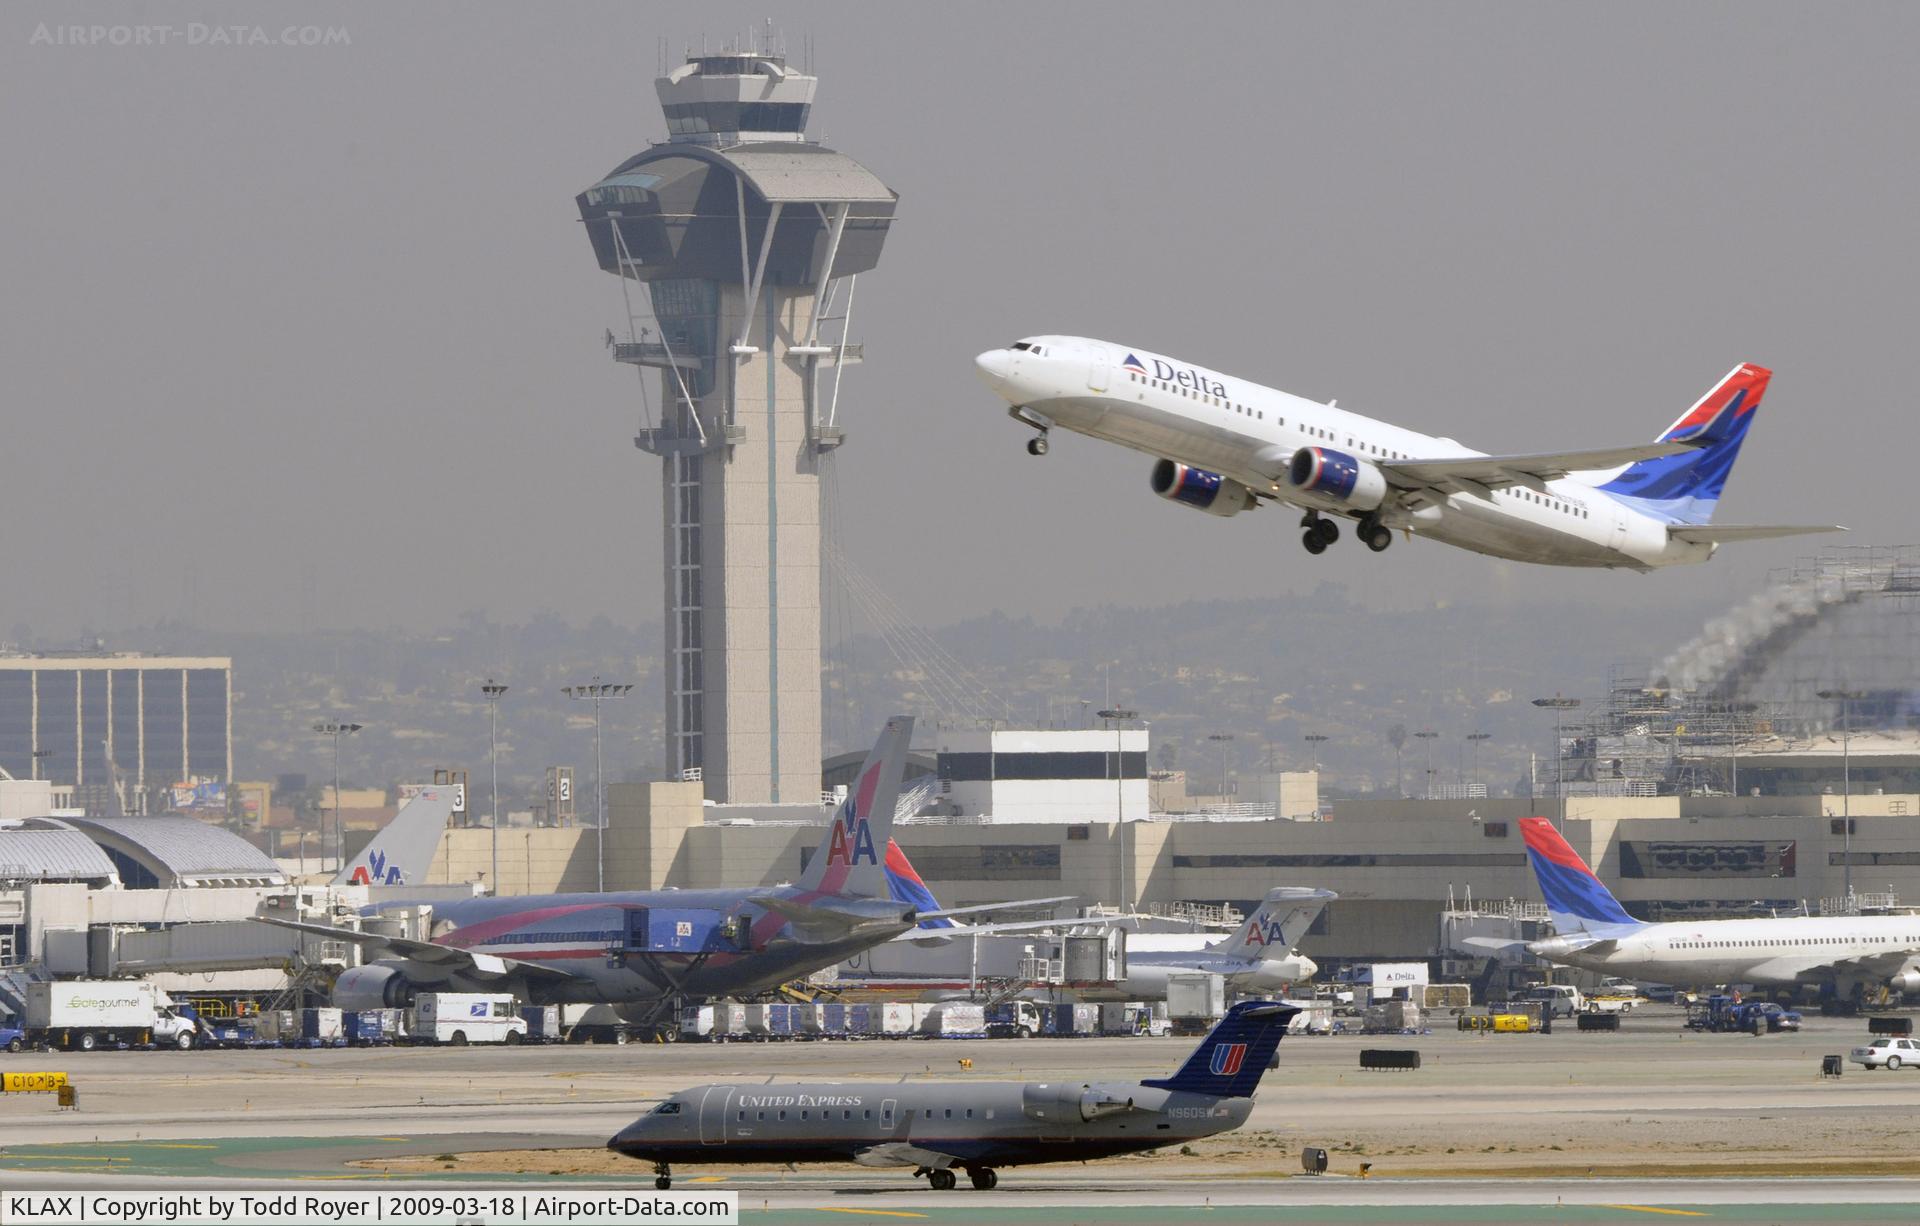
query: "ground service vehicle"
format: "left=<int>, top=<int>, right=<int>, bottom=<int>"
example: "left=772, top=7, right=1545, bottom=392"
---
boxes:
left=1851, top=1037, right=1920, bottom=1069
left=411, top=993, right=526, bottom=1045
left=24, top=980, right=200, bottom=1051
left=987, top=1001, right=1044, bottom=1038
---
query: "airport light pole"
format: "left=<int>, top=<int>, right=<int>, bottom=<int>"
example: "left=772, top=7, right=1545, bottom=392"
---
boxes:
left=1099, top=708, right=1138, bottom=911
left=565, top=678, right=632, bottom=893
left=1207, top=732, right=1235, bottom=801
left=29, top=748, right=52, bottom=781
left=1466, top=732, right=1491, bottom=794
left=1303, top=733, right=1329, bottom=776
left=312, top=719, right=363, bottom=870
left=1413, top=730, right=1439, bottom=799
left=1818, top=688, right=1866, bottom=907
left=481, top=679, right=508, bottom=894
left=1531, top=697, right=1581, bottom=828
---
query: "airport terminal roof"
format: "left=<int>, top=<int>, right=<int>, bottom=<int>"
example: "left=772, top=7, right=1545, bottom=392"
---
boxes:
left=61, top=815, right=285, bottom=889
left=0, top=817, right=121, bottom=886
left=606, top=142, right=895, bottom=204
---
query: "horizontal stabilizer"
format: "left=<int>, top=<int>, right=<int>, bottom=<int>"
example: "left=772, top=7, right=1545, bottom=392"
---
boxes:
left=749, top=894, right=912, bottom=940
left=915, top=896, right=1075, bottom=922
left=1668, top=524, right=1846, bottom=544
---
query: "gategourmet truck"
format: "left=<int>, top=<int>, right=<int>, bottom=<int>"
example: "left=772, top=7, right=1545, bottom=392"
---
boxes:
left=411, top=993, right=527, bottom=1045
left=25, top=980, right=201, bottom=1051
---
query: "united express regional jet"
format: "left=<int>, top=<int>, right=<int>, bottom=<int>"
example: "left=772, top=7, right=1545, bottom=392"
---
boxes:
left=974, top=338, right=1840, bottom=568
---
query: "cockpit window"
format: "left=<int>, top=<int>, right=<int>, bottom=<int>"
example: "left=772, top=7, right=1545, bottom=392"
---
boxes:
left=654, top=1101, right=683, bottom=1115
left=1011, top=342, right=1032, bottom=351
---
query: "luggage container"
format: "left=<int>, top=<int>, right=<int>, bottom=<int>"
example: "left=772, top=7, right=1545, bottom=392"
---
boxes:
left=343, top=1009, right=401, bottom=1046
left=716, top=1001, right=749, bottom=1041
left=843, top=1003, right=872, bottom=1036
left=256, top=1010, right=298, bottom=1045
left=743, top=1003, right=776, bottom=1039
left=1099, top=1002, right=1135, bottom=1035
left=1167, top=972, right=1227, bottom=1034
left=876, top=1002, right=914, bottom=1036
left=680, top=1005, right=717, bottom=1041
left=300, top=1007, right=345, bottom=1047
left=793, top=1004, right=827, bottom=1038
left=522, top=1005, right=565, bottom=1043
left=923, top=1002, right=986, bottom=1037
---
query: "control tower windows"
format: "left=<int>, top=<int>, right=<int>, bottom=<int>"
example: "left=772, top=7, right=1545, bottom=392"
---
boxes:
left=662, top=101, right=811, bottom=137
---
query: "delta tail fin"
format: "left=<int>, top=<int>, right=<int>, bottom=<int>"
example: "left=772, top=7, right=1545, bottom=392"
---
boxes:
left=332, top=785, right=457, bottom=887
left=1518, top=816, right=1644, bottom=935
left=1142, top=1000, right=1298, bottom=1098
left=884, top=839, right=956, bottom=930
left=798, top=715, right=913, bottom=899
left=1596, top=363, right=1769, bottom=526
left=1211, top=887, right=1336, bottom=959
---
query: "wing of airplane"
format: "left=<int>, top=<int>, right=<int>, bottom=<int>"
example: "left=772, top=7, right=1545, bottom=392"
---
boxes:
left=1381, top=441, right=1696, bottom=500
left=853, top=1142, right=963, bottom=1170
left=251, top=916, right=574, bottom=983
left=1668, top=524, right=1846, bottom=544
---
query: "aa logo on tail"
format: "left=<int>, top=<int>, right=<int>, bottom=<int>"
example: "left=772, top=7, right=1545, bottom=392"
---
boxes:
left=826, top=800, right=878, bottom=869
left=1209, top=1042, right=1248, bottom=1076
left=348, top=850, right=403, bottom=886
left=1243, top=916, right=1288, bottom=947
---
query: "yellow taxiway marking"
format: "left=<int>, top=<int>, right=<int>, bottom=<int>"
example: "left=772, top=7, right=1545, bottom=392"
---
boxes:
left=138, top=1143, right=219, bottom=1150
left=1600, top=1208, right=1710, bottom=1218
left=0, top=1155, right=125, bottom=1163
left=295, top=1174, right=396, bottom=1181
left=689, top=1176, right=727, bottom=1183
left=373, top=1136, right=411, bottom=1142
left=813, top=1211, right=929, bottom=1220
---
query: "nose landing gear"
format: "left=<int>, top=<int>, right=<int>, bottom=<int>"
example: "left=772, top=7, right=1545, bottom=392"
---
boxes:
left=653, top=1162, right=671, bottom=1191
left=1026, top=434, right=1049, bottom=457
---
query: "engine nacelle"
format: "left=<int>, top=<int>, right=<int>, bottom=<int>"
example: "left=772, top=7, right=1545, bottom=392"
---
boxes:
left=1021, top=1082, right=1137, bottom=1124
left=1150, top=459, right=1256, bottom=517
left=1288, top=447, right=1387, bottom=511
left=331, top=963, right=417, bottom=1011
left=1079, top=1087, right=1136, bottom=1121
left=1890, top=969, right=1920, bottom=995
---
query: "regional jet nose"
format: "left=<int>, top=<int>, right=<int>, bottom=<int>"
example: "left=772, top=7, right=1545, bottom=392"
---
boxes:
left=973, top=348, right=1013, bottom=395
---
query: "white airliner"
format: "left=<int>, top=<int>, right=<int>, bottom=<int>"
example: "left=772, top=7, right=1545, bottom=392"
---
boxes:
left=973, top=338, right=1841, bottom=567
left=1519, top=818, right=1920, bottom=1004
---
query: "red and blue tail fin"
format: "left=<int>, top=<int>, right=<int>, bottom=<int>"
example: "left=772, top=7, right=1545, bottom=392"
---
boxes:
left=884, top=839, right=954, bottom=930
left=1597, top=363, right=1770, bottom=526
left=1141, top=1001, right=1298, bottom=1098
left=1518, top=817, right=1642, bottom=933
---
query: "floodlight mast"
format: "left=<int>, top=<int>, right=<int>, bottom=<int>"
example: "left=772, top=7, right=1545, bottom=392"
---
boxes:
left=565, top=679, right=632, bottom=892
left=312, top=719, right=363, bottom=869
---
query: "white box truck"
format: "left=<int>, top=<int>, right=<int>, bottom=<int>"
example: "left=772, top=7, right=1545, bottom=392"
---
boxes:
left=411, top=993, right=526, bottom=1045
left=1167, top=972, right=1227, bottom=1035
left=25, top=980, right=201, bottom=1051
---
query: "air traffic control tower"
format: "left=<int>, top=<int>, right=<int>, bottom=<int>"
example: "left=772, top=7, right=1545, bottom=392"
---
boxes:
left=577, top=45, right=896, bottom=805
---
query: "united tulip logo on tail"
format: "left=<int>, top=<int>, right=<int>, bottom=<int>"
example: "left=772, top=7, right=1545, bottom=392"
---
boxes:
left=1209, top=1042, right=1248, bottom=1077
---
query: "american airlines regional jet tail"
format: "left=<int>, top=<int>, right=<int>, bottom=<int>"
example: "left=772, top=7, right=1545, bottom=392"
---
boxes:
left=974, top=338, right=1842, bottom=569
left=1519, top=817, right=1920, bottom=1004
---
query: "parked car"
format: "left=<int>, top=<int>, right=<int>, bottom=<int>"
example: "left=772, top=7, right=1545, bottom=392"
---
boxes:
left=1, top=1024, right=24, bottom=1053
left=1850, top=1037, right=1920, bottom=1069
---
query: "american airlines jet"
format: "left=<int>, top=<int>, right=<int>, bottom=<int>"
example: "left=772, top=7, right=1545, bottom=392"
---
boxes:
left=1520, top=817, right=1920, bottom=1005
left=973, top=338, right=1840, bottom=567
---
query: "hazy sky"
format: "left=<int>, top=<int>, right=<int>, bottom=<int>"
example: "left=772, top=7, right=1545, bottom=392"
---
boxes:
left=3, top=2, right=1913, bottom=638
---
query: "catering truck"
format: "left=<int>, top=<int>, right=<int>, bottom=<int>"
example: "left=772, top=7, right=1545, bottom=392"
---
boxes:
left=25, top=980, right=201, bottom=1051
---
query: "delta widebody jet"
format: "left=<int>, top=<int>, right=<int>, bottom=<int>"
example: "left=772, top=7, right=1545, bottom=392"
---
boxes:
left=974, top=338, right=1840, bottom=568
left=1519, top=817, right=1920, bottom=1005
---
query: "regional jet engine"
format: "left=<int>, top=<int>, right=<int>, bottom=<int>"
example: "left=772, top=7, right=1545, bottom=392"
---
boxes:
left=1150, top=459, right=1256, bottom=517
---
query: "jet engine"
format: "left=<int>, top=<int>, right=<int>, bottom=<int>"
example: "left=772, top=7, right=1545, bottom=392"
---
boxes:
left=1150, top=459, right=1256, bottom=517
left=1021, top=1082, right=1137, bottom=1123
left=331, top=963, right=417, bottom=1011
left=1890, top=969, right=1920, bottom=995
left=1288, top=447, right=1387, bottom=511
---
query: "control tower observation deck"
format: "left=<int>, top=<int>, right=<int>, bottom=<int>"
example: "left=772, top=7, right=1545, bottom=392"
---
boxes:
left=576, top=47, right=897, bottom=805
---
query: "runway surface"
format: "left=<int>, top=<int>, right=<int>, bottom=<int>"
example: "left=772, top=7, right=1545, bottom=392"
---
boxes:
left=3, top=1007, right=1918, bottom=1221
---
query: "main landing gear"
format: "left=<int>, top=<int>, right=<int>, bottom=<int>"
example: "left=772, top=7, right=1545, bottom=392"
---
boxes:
left=917, top=1166, right=995, bottom=1190
left=1302, top=512, right=1393, bottom=554
left=1300, top=512, right=1339, bottom=555
left=654, top=1161, right=671, bottom=1190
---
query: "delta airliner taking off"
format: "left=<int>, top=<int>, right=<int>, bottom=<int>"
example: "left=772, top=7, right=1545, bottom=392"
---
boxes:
left=974, top=338, right=1841, bottom=568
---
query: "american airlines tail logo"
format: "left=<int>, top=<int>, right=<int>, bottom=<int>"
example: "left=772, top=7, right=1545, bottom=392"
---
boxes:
left=1243, top=916, right=1288, bottom=947
left=1209, top=1042, right=1247, bottom=1077
left=349, top=849, right=404, bottom=886
left=826, top=794, right=879, bottom=870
